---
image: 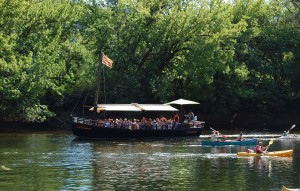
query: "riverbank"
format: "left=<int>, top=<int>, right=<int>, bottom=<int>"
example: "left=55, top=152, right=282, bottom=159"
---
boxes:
left=0, top=121, right=71, bottom=133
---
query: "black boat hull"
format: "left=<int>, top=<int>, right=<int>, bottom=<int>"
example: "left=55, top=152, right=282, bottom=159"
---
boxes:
left=71, top=122, right=202, bottom=139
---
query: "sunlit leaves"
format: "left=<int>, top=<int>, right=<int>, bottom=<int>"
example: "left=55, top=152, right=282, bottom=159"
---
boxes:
left=0, top=0, right=86, bottom=122
left=1, top=0, right=300, bottom=122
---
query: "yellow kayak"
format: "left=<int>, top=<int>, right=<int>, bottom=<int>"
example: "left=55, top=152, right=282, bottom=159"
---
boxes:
left=282, top=185, right=300, bottom=191
left=237, top=149, right=293, bottom=157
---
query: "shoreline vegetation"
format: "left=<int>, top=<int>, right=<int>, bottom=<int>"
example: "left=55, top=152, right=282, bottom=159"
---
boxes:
left=1, top=1, right=300, bottom=126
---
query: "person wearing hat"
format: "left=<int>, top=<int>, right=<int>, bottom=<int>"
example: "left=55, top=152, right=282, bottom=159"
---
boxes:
left=254, top=142, right=268, bottom=154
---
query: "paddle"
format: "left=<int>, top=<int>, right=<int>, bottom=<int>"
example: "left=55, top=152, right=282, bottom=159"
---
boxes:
left=264, top=139, right=274, bottom=152
left=287, top=124, right=296, bottom=134
left=210, top=127, right=228, bottom=139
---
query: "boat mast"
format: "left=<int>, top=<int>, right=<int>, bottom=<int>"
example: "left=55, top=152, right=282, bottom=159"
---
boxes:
left=93, top=53, right=103, bottom=115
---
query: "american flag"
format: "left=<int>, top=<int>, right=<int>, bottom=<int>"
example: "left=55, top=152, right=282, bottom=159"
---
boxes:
left=101, top=54, right=113, bottom=68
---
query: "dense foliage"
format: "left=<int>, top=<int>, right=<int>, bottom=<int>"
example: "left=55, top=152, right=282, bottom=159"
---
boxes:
left=0, top=0, right=299, bottom=124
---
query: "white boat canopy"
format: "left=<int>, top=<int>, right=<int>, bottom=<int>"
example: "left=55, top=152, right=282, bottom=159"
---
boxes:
left=164, top=98, right=200, bottom=105
left=137, top=104, right=178, bottom=111
left=89, top=103, right=178, bottom=111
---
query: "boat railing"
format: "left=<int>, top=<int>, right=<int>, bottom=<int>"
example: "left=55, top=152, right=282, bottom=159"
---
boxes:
left=76, top=118, right=97, bottom=125
left=74, top=117, right=205, bottom=129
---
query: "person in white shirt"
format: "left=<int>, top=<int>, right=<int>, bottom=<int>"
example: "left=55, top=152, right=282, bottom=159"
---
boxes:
left=211, top=130, right=218, bottom=141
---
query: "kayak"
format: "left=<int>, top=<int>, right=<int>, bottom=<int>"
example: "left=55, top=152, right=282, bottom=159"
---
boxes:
left=279, top=135, right=300, bottom=139
left=201, top=139, right=257, bottom=146
left=282, top=185, right=300, bottom=191
left=237, top=149, right=293, bottom=157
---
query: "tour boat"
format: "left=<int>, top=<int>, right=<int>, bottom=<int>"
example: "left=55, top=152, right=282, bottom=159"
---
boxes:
left=71, top=54, right=204, bottom=139
left=71, top=104, right=204, bottom=139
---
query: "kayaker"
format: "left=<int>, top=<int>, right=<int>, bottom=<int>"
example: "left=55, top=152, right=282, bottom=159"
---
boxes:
left=254, top=142, right=268, bottom=154
left=211, top=130, right=218, bottom=141
left=282, top=130, right=288, bottom=136
left=237, top=132, right=244, bottom=141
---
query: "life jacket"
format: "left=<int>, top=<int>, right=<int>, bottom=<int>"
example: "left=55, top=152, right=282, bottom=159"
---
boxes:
left=254, top=145, right=262, bottom=153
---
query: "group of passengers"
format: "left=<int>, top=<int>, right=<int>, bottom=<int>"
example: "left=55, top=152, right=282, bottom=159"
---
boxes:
left=97, top=114, right=178, bottom=130
left=95, top=111, right=196, bottom=130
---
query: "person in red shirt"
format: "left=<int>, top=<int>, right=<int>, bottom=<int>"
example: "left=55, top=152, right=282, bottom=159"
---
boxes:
left=254, top=142, right=268, bottom=154
left=159, top=115, right=167, bottom=129
left=173, top=112, right=180, bottom=129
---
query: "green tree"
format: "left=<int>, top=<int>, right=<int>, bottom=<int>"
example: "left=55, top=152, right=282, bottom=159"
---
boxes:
left=0, top=0, right=88, bottom=122
left=81, top=0, right=248, bottom=107
left=230, top=0, right=300, bottom=114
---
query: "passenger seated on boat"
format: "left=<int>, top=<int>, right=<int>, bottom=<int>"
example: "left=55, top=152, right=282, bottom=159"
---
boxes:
left=166, top=118, right=172, bottom=129
left=123, top=118, right=131, bottom=129
left=173, top=112, right=180, bottom=129
left=136, top=119, right=140, bottom=129
left=189, top=115, right=198, bottom=127
left=150, top=118, right=158, bottom=129
left=159, top=115, right=168, bottom=129
left=97, top=119, right=104, bottom=126
left=156, top=118, right=161, bottom=129
left=118, top=118, right=124, bottom=128
left=153, top=118, right=160, bottom=129
left=113, top=119, right=118, bottom=128
left=131, top=119, right=139, bottom=130
left=185, top=110, right=195, bottom=123
left=142, top=118, right=147, bottom=129
left=110, top=118, right=114, bottom=127
left=128, top=118, right=133, bottom=129
left=114, top=119, right=120, bottom=128
left=144, top=118, right=152, bottom=129
left=192, top=115, right=197, bottom=122
left=141, top=117, right=147, bottom=129
left=140, top=117, right=146, bottom=129
left=103, top=119, right=111, bottom=128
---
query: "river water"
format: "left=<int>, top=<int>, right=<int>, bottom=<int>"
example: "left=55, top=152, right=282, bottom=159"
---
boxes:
left=0, top=131, right=300, bottom=191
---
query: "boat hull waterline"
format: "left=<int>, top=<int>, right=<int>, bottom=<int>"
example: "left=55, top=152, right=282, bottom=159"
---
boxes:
left=237, top=149, right=293, bottom=157
left=72, top=122, right=202, bottom=139
left=201, top=139, right=257, bottom=145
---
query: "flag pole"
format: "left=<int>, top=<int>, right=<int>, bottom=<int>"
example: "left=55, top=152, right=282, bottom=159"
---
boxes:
left=93, top=52, right=103, bottom=117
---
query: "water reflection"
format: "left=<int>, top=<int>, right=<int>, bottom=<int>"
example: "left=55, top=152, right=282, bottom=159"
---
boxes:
left=0, top=133, right=300, bottom=191
left=71, top=137, right=299, bottom=190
